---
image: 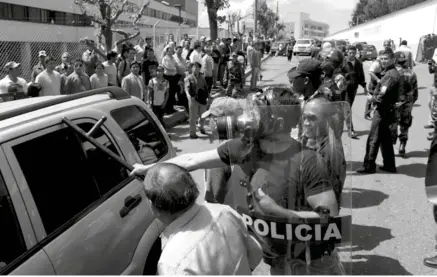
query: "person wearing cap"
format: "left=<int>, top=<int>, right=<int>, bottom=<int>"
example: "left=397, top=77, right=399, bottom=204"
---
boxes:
left=32, top=50, right=47, bottom=82
left=356, top=48, right=400, bottom=174
left=398, top=40, right=415, bottom=69
left=0, top=61, right=28, bottom=102
left=288, top=58, right=324, bottom=101
left=224, top=52, right=244, bottom=98
left=393, top=51, right=418, bottom=156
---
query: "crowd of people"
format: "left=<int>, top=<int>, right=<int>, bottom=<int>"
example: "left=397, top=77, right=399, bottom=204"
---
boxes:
left=123, top=34, right=437, bottom=275
left=0, top=33, right=265, bottom=139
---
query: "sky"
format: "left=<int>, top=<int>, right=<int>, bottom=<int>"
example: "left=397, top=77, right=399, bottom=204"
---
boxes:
left=197, top=0, right=359, bottom=35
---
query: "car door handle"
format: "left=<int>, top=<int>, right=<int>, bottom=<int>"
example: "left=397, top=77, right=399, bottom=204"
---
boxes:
left=120, top=194, right=142, bottom=218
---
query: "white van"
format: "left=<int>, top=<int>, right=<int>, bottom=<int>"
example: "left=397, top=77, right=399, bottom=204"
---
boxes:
left=293, top=38, right=315, bottom=56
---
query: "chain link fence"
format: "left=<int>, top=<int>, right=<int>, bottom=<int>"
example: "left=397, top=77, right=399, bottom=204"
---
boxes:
left=0, top=19, right=231, bottom=82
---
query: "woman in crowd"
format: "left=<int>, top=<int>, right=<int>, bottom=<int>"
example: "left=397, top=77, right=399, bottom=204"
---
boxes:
left=90, top=62, right=109, bottom=89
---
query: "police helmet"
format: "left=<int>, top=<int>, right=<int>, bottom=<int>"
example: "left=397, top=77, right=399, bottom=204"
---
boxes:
left=326, top=49, right=344, bottom=66
left=395, top=51, right=407, bottom=63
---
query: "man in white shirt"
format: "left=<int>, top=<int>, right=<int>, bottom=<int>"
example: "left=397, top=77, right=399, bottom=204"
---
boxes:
left=35, top=56, right=62, bottom=96
left=103, top=51, right=118, bottom=86
left=189, top=41, right=203, bottom=65
left=398, top=40, right=415, bottom=69
left=0, top=61, right=28, bottom=102
left=140, top=163, right=263, bottom=275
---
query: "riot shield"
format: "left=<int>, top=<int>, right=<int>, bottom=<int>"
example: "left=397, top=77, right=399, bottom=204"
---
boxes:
left=206, top=100, right=353, bottom=275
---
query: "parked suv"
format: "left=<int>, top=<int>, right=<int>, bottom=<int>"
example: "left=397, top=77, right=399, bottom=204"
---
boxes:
left=293, top=39, right=315, bottom=56
left=0, top=87, right=176, bottom=275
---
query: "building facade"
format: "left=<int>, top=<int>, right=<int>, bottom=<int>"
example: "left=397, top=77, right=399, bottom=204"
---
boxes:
left=293, top=12, right=329, bottom=40
left=0, top=0, right=202, bottom=81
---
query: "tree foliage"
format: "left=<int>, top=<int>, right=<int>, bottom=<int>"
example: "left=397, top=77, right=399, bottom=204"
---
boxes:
left=203, top=0, right=230, bottom=40
left=74, top=0, right=150, bottom=58
left=257, top=3, right=280, bottom=38
left=349, top=0, right=427, bottom=27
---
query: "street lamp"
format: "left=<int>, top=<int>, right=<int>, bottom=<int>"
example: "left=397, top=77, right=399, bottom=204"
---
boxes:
left=174, top=4, right=182, bottom=25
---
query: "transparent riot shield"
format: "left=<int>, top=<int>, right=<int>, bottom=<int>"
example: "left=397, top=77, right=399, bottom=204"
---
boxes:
left=205, top=99, right=353, bottom=275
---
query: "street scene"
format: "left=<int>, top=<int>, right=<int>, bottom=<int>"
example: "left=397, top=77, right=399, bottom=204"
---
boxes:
left=2, top=0, right=437, bottom=275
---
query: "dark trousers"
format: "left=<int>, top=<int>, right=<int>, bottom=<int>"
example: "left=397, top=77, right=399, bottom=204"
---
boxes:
left=287, top=50, right=293, bottom=61
left=363, top=109, right=396, bottom=170
left=152, top=105, right=165, bottom=127
left=163, top=74, right=179, bottom=113
left=205, top=76, right=213, bottom=93
left=218, top=62, right=227, bottom=86
left=343, top=87, right=357, bottom=132
left=365, top=98, right=374, bottom=116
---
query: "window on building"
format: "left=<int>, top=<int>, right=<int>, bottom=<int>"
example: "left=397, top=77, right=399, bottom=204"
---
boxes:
left=13, top=122, right=129, bottom=236
left=304, top=24, right=309, bottom=28
left=111, top=105, right=168, bottom=165
left=0, top=173, right=27, bottom=271
left=0, top=3, right=12, bottom=20
left=11, top=5, right=28, bottom=21
left=304, top=31, right=309, bottom=35
left=28, top=7, right=41, bottom=23
left=55, top=11, right=66, bottom=25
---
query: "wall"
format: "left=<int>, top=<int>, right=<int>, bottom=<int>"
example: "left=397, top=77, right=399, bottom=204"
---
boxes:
left=326, top=0, right=437, bottom=59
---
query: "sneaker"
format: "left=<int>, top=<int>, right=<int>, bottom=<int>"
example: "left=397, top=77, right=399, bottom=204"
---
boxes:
left=200, top=128, right=206, bottom=135
left=356, top=167, right=376, bottom=174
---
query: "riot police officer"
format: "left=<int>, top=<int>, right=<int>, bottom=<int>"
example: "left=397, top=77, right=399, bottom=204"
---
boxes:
left=394, top=51, right=418, bottom=156
left=357, top=48, right=400, bottom=174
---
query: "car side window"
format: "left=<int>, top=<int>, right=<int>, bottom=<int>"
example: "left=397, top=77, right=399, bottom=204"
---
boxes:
left=0, top=173, right=27, bottom=271
left=111, top=105, right=168, bottom=165
left=12, top=122, right=128, bottom=236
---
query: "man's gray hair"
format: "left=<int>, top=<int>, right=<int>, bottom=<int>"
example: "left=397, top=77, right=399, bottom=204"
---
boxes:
left=144, top=163, right=199, bottom=214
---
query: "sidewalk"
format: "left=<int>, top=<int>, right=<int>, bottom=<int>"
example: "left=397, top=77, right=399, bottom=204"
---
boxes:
left=164, top=54, right=272, bottom=129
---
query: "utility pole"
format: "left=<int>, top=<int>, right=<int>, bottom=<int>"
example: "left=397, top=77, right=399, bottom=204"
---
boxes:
left=254, top=0, right=258, bottom=37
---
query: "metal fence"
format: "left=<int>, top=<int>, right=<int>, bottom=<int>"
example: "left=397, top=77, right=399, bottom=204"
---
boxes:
left=0, top=19, right=231, bottom=82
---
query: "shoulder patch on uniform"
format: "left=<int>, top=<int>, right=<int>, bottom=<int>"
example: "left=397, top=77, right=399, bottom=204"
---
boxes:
left=381, top=86, right=387, bottom=93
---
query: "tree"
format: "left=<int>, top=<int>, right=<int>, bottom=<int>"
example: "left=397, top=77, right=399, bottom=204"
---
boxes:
left=203, top=0, right=230, bottom=40
left=257, top=3, right=279, bottom=38
left=74, top=0, right=151, bottom=58
left=350, top=0, right=427, bottom=27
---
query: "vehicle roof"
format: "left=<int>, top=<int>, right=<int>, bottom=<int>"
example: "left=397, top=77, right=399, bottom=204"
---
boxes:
left=0, top=94, right=112, bottom=130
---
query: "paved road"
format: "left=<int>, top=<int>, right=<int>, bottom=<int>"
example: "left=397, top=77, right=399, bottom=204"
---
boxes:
left=167, top=55, right=437, bottom=275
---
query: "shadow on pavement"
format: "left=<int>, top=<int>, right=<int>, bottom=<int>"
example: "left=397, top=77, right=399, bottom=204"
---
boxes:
left=343, top=254, right=413, bottom=275
left=339, top=224, right=394, bottom=253
left=397, top=163, right=427, bottom=178
left=404, top=149, right=429, bottom=158
left=346, top=161, right=363, bottom=172
left=341, top=188, right=389, bottom=209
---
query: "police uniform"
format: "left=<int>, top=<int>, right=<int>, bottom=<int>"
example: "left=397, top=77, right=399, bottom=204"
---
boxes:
left=357, top=53, right=400, bottom=173
left=394, top=51, right=418, bottom=155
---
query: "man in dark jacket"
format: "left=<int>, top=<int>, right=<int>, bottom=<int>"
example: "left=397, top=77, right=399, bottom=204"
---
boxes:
left=357, top=48, right=400, bottom=174
left=343, top=45, right=367, bottom=138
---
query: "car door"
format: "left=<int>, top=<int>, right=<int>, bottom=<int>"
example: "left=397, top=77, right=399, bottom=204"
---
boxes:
left=2, top=110, right=159, bottom=275
left=0, top=149, right=55, bottom=275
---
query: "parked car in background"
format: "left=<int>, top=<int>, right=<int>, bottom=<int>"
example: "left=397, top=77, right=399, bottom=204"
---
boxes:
left=270, top=40, right=288, bottom=56
left=323, top=39, right=349, bottom=51
left=293, top=38, right=315, bottom=56
left=360, top=44, right=378, bottom=61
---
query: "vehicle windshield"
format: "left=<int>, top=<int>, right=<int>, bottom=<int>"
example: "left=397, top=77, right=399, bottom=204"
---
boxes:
left=363, top=45, right=375, bottom=49
left=335, top=40, right=347, bottom=46
left=297, top=40, right=311, bottom=44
